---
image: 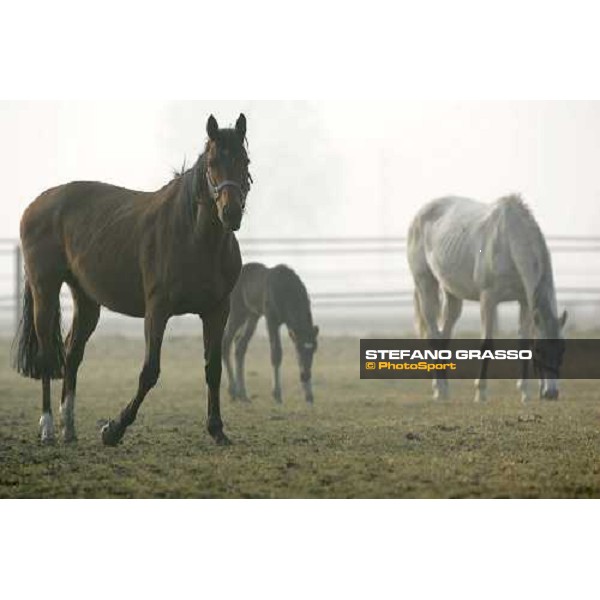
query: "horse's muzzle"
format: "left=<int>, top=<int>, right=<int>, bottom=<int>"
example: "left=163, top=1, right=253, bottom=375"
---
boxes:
left=541, top=389, right=559, bottom=400
left=222, top=203, right=242, bottom=232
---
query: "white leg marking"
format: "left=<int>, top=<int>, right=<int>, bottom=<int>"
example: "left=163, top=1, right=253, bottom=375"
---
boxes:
left=60, top=392, right=76, bottom=440
left=474, top=379, right=488, bottom=403
left=39, top=413, right=55, bottom=443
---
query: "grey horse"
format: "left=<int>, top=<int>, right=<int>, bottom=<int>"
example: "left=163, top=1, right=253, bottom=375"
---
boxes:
left=408, top=194, right=567, bottom=402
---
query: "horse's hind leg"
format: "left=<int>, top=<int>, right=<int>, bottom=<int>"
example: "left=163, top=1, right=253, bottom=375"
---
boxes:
left=233, top=314, right=259, bottom=402
left=413, top=270, right=446, bottom=399
left=436, top=292, right=463, bottom=399
left=30, top=280, right=64, bottom=443
left=60, top=285, right=100, bottom=442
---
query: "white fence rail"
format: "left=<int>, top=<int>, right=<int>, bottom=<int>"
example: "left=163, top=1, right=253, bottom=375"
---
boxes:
left=2, top=237, right=600, bottom=334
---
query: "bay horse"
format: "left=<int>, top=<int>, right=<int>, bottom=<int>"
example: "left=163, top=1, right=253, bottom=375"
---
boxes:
left=13, top=114, right=252, bottom=445
left=222, top=263, right=319, bottom=404
left=408, top=195, right=567, bottom=403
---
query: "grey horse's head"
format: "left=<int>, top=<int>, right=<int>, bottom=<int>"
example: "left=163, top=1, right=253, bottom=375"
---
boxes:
left=533, top=309, right=567, bottom=399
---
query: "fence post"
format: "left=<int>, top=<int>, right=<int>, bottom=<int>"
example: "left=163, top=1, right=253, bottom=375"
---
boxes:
left=15, top=244, right=22, bottom=335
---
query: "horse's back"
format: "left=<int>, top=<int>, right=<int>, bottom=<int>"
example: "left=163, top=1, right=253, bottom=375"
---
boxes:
left=408, top=195, right=535, bottom=302
left=20, top=181, right=170, bottom=315
left=233, top=262, right=269, bottom=315
left=409, top=197, right=495, bottom=300
left=21, top=181, right=155, bottom=246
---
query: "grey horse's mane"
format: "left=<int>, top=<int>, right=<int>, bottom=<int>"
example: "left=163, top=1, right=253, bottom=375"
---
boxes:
left=494, top=194, right=554, bottom=309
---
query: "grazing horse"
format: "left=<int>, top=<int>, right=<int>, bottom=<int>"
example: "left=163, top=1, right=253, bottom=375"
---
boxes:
left=222, top=263, right=319, bottom=404
left=408, top=195, right=567, bottom=403
left=13, top=114, right=252, bottom=445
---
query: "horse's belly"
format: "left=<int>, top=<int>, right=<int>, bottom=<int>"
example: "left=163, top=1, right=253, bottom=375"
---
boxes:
left=69, top=260, right=146, bottom=317
left=427, top=251, right=480, bottom=301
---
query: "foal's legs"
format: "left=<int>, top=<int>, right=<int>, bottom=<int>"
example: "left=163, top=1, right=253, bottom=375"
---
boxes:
left=222, top=306, right=245, bottom=400
left=101, top=304, right=169, bottom=446
left=202, top=299, right=231, bottom=445
left=233, top=315, right=259, bottom=402
left=60, top=286, right=100, bottom=442
left=266, top=313, right=283, bottom=403
left=474, top=291, right=497, bottom=403
left=516, top=301, right=533, bottom=403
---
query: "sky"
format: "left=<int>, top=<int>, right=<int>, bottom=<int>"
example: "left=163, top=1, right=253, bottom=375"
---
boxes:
left=1, top=100, right=600, bottom=241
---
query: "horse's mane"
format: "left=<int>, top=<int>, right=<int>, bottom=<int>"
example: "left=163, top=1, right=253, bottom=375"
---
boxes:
left=494, top=194, right=555, bottom=309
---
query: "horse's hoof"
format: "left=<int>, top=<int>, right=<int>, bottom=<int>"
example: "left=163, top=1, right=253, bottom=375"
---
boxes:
left=474, top=390, right=487, bottom=403
left=101, top=420, right=122, bottom=446
left=62, top=430, right=77, bottom=444
left=305, top=395, right=314, bottom=405
left=214, top=432, right=232, bottom=446
left=39, top=413, right=55, bottom=444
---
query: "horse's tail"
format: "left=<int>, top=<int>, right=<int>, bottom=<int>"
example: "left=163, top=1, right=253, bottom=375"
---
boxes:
left=12, top=279, right=65, bottom=380
left=408, top=215, right=440, bottom=337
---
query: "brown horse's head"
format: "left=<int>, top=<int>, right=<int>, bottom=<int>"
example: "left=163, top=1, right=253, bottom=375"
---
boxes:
left=205, top=113, right=251, bottom=232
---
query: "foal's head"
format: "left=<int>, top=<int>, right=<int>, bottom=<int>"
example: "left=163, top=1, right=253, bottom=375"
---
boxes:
left=289, top=324, right=319, bottom=403
left=204, top=113, right=251, bottom=232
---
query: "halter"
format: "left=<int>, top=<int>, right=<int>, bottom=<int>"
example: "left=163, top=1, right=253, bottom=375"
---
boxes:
left=205, top=171, right=247, bottom=204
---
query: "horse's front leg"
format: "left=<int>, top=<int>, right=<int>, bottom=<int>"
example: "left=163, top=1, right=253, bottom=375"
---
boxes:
left=266, top=314, right=283, bottom=404
left=516, top=301, right=532, bottom=403
left=202, top=299, right=231, bottom=445
left=101, top=304, right=169, bottom=446
left=474, top=293, right=497, bottom=403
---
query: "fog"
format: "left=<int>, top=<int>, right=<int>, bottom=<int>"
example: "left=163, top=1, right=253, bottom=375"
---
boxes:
left=2, top=101, right=600, bottom=240
left=1, top=101, right=600, bottom=335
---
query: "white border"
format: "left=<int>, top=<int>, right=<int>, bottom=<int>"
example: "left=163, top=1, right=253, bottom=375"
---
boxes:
left=2, top=1, right=600, bottom=598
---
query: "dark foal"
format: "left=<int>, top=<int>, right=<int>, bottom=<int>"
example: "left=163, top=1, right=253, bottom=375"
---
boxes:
left=223, top=263, right=319, bottom=404
left=13, top=114, right=252, bottom=446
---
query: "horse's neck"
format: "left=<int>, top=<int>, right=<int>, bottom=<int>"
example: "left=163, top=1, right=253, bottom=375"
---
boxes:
left=528, top=270, right=560, bottom=338
left=282, top=303, right=312, bottom=335
left=184, top=161, right=227, bottom=252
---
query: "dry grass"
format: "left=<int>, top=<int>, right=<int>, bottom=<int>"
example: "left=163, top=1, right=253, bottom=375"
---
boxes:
left=1, top=335, right=599, bottom=498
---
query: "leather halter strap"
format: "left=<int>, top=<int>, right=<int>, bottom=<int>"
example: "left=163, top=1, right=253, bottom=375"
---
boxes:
left=206, top=171, right=245, bottom=202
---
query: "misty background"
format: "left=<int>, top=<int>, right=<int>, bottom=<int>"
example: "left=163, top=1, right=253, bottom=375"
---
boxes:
left=1, top=101, right=599, bottom=336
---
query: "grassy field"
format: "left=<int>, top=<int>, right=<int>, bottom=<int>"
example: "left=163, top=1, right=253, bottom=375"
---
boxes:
left=1, top=334, right=599, bottom=498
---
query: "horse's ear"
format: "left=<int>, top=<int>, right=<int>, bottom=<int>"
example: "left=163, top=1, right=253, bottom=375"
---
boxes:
left=207, top=115, right=219, bottom=140
left=313, top=325, right=319, bottom=338
left=559, top=309, right=568, bottom=329
left=235, top=113, right=247, bottom=141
